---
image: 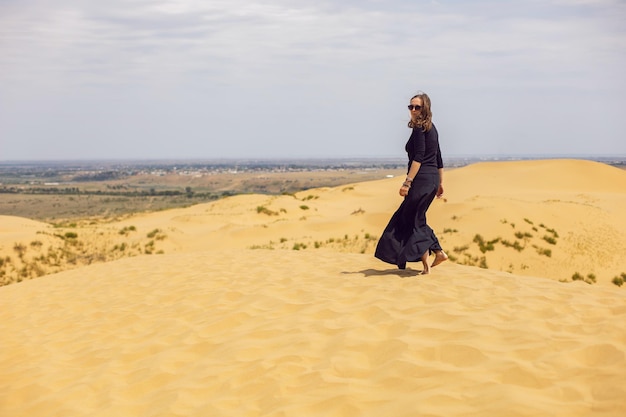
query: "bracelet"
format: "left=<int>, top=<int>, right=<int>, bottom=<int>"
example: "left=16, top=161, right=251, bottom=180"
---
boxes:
left=405, top=177, right=413, bottom=183
left=402, top=182, right=411, bottom=188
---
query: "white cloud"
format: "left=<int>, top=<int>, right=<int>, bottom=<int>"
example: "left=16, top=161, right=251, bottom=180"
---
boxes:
left=2, top=0, right=623, bottom=88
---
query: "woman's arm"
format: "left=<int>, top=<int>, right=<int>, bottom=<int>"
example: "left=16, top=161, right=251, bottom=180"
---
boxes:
left=400, top=128, right=425, bottom=196
left=436, top=136, right=444, bottom=198
left=400, top=161, right=421, bottom=196
left=436, top=167, right=444, bottom=198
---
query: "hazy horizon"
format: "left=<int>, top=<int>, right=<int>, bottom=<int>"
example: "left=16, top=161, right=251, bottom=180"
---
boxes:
left=2, top=154, right=626, bottom=166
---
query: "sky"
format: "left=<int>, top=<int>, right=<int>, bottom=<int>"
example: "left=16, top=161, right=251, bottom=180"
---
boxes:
left=1, top=0, right=625, bottom=161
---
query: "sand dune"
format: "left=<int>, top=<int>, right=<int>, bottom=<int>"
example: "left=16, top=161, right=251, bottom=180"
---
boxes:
left=0, top=215, right=51, bottom=244
left=3, top=159, right=623, bottom=285
left=1, top=249, right=625, bottom=416
left=1, top=159, right=626, bottom=416
left=115, top=159, right=626, bottom=284
left=433, top=159, right=626, bottom=284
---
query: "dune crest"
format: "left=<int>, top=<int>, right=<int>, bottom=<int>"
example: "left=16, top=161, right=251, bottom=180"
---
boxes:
left=448, top=159, right=626, bottom=193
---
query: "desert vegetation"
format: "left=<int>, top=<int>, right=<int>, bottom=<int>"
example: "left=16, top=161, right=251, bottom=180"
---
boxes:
left=570, top=272, right=597, bottom=284
left=444, top=217, right=560, bottom=268
left=249, top=231, right=378, bottom=254
left=443, top=215, right=625, bottom=286
left=256, top=206, right=279, bottom=216
left=555, top=271, right=626, bottom=286
left=611, top=273, right=626, bottom=287
left=0, top=225, right=168, bottom=286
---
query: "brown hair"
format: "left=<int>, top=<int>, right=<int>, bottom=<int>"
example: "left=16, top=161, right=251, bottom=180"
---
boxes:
left=407, top=92, right=433, bottom=132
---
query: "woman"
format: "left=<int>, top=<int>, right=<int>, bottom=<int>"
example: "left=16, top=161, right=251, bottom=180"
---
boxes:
left=375, top=92, right=448, bottom=274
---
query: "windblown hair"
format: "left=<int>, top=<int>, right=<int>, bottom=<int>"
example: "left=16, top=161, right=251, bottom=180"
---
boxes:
left=407, top=92, right=433, bottom=132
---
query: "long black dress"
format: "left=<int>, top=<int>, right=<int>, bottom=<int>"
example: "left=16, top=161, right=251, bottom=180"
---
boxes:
left=375, top=124, right=443, bottom=269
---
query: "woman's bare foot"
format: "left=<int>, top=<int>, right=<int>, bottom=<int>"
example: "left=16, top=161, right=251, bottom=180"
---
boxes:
left=421, top=268, right=430, bottom=275
left=431, top=250, right=448, bottom=267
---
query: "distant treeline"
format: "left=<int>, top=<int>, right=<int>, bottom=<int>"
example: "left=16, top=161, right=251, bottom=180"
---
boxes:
left=0, top=186, right=234, bottom=199
left=72, top=171, right=124, bottom=182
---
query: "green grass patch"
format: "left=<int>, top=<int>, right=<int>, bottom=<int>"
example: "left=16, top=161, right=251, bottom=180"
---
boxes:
left=256, top=206, right=279, bottom=216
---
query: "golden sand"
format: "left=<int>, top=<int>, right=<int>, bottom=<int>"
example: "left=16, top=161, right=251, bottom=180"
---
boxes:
left=1, top=159, right=625, bottom=416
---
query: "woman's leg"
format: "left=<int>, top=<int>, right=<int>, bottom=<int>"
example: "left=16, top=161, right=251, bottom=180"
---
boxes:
left=421, top=251, right=430, bottom=274
left=415, top=174, right=446, bottom=267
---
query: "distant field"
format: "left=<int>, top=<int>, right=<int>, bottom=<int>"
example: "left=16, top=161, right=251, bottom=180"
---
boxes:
left=0, top=168, right=405, bottom=222
left=3, top=158, right=622, bottom=222
left=0, top=194, right=202, bottom=222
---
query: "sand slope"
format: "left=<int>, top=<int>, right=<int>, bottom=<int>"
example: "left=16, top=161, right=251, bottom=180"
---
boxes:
left=2, top=159, right=624, bottom=285
left=0, top=215, right=52, bottom=244
left=433, top=159, right=626, bottom=283
left=1, top=249, right=625, bottom=416
left=116, top=159, right=626, bottom=283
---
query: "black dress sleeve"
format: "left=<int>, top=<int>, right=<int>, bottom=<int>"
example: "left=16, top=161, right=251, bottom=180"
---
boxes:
left=409, top=128, right=426, bottom=164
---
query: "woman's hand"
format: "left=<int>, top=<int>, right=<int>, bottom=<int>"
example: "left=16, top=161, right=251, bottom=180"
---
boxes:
left=399, top=185, right=409, bottom=197
left=436, top=184, right=444, bottom=198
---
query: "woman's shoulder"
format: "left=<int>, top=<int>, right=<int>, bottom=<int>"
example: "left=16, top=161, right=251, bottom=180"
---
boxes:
left=410, top=126, right=425, bottom=136
left=426, top=123, right=438, bottom=137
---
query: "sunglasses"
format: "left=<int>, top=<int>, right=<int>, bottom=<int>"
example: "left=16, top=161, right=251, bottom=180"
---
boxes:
left=407, top=105, right=422, bottom=111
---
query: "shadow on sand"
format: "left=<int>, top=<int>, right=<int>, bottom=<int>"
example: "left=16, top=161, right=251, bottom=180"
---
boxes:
left=342, top=268, right=422, bottom=278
